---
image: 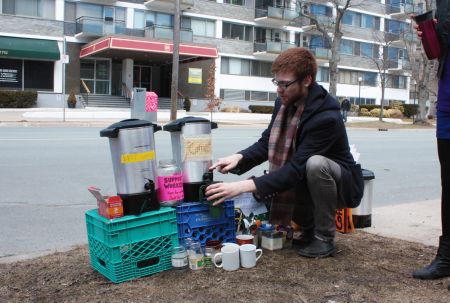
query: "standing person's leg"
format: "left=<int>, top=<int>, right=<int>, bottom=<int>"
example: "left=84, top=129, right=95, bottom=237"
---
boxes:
left=413, top=138, right=450, bottom=279
left=298, top=155, right=341, bottom=258
left=440, top=139, right=450, bottom=238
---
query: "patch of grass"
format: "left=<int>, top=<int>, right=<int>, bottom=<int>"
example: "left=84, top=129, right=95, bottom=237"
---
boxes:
left=346, top=121, right=435, bottom=129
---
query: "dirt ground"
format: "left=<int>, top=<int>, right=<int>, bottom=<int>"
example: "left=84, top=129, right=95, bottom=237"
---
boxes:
left=1, top=231, right=449, bottom=303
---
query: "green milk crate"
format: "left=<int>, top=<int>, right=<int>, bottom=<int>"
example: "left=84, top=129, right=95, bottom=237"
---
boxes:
left=85, top=208, right=178, bottom=283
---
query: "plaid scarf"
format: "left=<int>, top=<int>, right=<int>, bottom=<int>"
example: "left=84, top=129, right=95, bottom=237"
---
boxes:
left=267, top=102, right=305, bottom=226
left=268, top=103, right=305, bottom=171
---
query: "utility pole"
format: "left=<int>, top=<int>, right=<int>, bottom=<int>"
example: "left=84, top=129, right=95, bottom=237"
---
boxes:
left=62, top=36, right=66, bottom=122
left=170, top=0, right=181, bottom=121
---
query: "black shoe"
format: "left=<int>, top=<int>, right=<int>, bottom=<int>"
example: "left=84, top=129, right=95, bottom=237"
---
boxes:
left=412, top=258, right=450, bottom=279
left=298, top=237, right=336, bottom=258
left=412, top=236, right=450, bottom=280
left=292, top=233, right=314, bottom=249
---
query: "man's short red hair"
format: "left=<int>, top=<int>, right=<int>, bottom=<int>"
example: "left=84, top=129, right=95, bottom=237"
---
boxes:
left=271, top=47, right=317, bottom=82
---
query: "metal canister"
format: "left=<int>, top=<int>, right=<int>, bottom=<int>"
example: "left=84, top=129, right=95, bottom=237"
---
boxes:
left=100, top=119, right=161, bottom=215
left=163, top=116, right=218, bottom=202
left=157, top=159, right=183, bottom=207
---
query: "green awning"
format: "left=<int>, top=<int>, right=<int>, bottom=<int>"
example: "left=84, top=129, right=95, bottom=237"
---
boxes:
left=0, top=36, right=60, bottom=61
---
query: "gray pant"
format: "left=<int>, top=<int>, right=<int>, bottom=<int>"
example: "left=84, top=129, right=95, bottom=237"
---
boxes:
left=292, top=155, right=342, bottom=242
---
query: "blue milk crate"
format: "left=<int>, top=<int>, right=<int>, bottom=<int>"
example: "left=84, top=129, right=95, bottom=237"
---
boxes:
left=176, top=200, right=235, bottom=246
left=85, top=208, right=178, bottom=283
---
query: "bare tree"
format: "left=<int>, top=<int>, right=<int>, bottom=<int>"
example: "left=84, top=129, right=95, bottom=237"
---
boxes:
left=204, top=62, right=222, bottom=121
left=296, top=0, right=360, bottom=97
left=410, top=0, right=438, bottom=124
left=366, top=29, right=409, bottom=121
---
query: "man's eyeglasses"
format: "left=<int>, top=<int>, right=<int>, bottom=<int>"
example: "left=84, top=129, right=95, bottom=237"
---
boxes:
left=271, top=78, right=299, bottom=89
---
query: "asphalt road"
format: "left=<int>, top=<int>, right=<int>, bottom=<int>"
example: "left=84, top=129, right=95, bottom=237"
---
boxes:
left=0, top=126, right=440, bottom=261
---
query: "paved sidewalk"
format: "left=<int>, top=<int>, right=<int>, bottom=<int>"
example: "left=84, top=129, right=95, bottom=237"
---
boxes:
left=365, top=199, right=441, bottom=247
left=0, top=107, right=409, bottom=125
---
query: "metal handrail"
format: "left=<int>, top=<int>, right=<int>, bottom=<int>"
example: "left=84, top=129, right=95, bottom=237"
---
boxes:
left=80, top=79, right=90, bottom=106
left=122, top=82, right=132, bottom=100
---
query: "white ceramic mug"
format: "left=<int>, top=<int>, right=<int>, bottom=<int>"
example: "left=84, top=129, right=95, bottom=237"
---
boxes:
left=239, top=244, right=262, bottom=269
left=213, top=243, right=240, bottom=271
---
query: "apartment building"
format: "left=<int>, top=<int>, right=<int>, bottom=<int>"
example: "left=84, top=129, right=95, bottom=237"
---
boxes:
left=0, top=0, right=421, bottom=109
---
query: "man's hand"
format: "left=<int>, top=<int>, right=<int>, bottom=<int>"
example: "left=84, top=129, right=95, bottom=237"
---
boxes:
left=411, top=15, right=438, bottom=40
left=209, top=154, right=243, bottom=174
left=205, top=179, right=256, bottom=205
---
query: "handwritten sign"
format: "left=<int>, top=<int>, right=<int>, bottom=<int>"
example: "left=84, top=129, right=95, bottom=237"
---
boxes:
left=233, top=192, right=268, bottom=217
left=157, top=173, right=184, bottom=203
left=182, top=136, right=212, bottom=161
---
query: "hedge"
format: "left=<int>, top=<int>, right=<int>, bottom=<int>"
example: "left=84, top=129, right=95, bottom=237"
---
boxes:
left=359, top=104, right=392, bottom=111
left=248, top=105, right=274, bottom=114
left=402, top=104, right=418, bottom=118
left=0, top=91, right=37, bottom=108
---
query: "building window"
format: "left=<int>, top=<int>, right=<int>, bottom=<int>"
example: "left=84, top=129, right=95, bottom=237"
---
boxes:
left=386, top=75, right=407, bottom=89
left=223, top=0, right=245, bottom=5
left=363, top=72, right=377, bottom=86
left=182, top=17, right=215, bottom=37
left=361, top=14, right=378, bottom=29
left=386, top=19, right=409, bottom=34
left=221, top=57, right=272, bottom=77
left=317, top=67, right=329, bottom=82
left=310, top=4, right=331, bottom=16
left=220, top=89, right=275, bottom=102
left=222, top=22, right=253, bottom=41
left=134, top=10, right=173, bottom=28
left=310, top=35, right=326, bottom=49
left=338, top=69, right=377, bottom=86
left=340, top=40, right=353, bottom=55
left=24, top=60, right=53, bottom=90
left=2, top=0, right=55, bottom=19
left=0, top=58, right=53, bottom=91
left=343, top=11, right=379, bottom=30
left=361, top=42, right=377, bottom=58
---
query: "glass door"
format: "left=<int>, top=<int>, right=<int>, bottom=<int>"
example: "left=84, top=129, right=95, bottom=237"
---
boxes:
left=133, top=65, right=152, bottom=91
left=80, top=58, right=111, bottom=95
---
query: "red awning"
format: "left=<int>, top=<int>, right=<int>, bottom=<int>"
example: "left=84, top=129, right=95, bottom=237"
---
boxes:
left=80, top=36, right=218, bottom=59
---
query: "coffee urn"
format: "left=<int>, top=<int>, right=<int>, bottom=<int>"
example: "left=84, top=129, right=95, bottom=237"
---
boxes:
left=163, top=117, right=218, bottom=202
left=100, top=119, right=161, bottom=215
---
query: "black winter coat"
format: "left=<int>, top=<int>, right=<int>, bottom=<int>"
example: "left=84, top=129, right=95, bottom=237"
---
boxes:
left=233, top=82, right=364, bottom=208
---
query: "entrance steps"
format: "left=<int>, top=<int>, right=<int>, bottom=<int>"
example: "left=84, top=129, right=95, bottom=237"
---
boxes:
left=82, top=95, right=131, bottom=108
left=80, top=95, right=181, bottom=110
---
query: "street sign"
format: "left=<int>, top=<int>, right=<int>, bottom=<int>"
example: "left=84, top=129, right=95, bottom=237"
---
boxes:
left=61, top=54, right=69, bottom=64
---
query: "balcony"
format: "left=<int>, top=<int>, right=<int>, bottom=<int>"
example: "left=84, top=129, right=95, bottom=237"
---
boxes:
left=385, top=30, right=418, bottom=47
left=145, top=25, right=193, bottom=42
left=387, top=58, right=411, bottom=72
left=144, top=0, right=194, bottom=13
left=75, top=16, right=126, bottom=39
left=388, top=3, right=423, bottom=19
left=312, top=47, right=331, bottom=61
left=253, top=40, right=296, bottom=59
left=254, top=6, right=298, bottom=27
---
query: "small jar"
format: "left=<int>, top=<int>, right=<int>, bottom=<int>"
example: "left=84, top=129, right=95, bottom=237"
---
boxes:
left=261, top=231, right=283, bottom=251
left=157, top=159, right=184, bottom=207
left=171, top=246, right=188, bottom=270
left=203, top=247, right=214, bottom=269
left=188, top=241, right=204, bottom=270
left=256, top=224, right=274, bottom=249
